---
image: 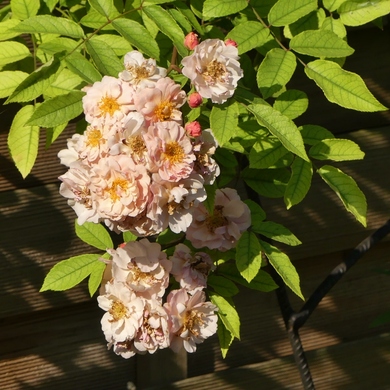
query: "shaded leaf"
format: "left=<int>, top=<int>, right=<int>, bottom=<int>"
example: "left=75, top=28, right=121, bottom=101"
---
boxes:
left=245, top=199, right=267, bottom=227
left=123, top=231, right=137, bottom=242
left=46, top=122, right=68, bottom=148
left=253, top=221, right=302, bottom=246
left=208, top=274, right=239, bottom=297
left=249, top=138, right=289, bottom=169
left=284, top=157, right=313, bottom=208
left=273, top=89, right=308, bottom=119
left=299, top=124, right=335, bottom=145
left=217, top=318, right=234, bottom=358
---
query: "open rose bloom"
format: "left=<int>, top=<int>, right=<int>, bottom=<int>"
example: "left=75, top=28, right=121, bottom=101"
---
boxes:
left=58, top=45, right=248, bottom=358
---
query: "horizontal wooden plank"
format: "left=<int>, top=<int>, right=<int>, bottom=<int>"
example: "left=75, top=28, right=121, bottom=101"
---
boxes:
left=0, top=302, right=136, bottom=390
left=152, top=333, right=390, bottom=390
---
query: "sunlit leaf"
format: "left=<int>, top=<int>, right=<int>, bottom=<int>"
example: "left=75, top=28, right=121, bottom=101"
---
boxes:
left=252, top=221, right=302, bottom=246
left=203, top=0, right=248, bottom=19
left=11, top=15, right=85, bottom=38
left=88, top=260, right=106, bottom=297
left=44, top=68, right=85, bottom=98
left=257, top=48, right=297, bottom=99
left=339, top=0, right=390, bottom=26
left=305, top=60, right=387, bottom=112
left=299, top=124, right=335, bottom=145
left=11, top=0, right=40, bottom=19
left=88, top=0, right=120, bottom=18
left=26, top=90, right=84, bottom=127
left=210, top=294, right=240, bottom=339
left=317, top=165, right=367, bottom=226
left=75, top=220, right=113, bottom=250
left=261, top=240, right=304, bottom=299
left=40, top=254, right=103, bottom=292
left=0, top=70, right=28, bottom=98
left=65, top=52, right=102, bottom=84
left=217, top=318, right=234, bottom=358
left=323, top=0, right=347, bottom=12
left=208, top=274, right=239, bottom=297
left=0, top=19, right=21, bottom=40
left=321, top=16, right=347, bottom=39
left=249, top=138, right=289, bottom=169
left=273, top=90, right=308, bottom=119
left=210, top=101, right=239, bottom=146
left=268, top=0, right=317, bottom=27
left=7, top=105, right=40, bottom=178
left=309, top=138, right=365, bottom=161
left=0, top=41, right=31, bottom=67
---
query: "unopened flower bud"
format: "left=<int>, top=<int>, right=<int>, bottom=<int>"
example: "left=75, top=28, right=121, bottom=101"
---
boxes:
left=225, top=39, right=238, bottom=47
left=184, top=32, right=199, bottom=50
left=188, top=92, right=202, bottom=108
left=185, top=121, right=202, bottom=137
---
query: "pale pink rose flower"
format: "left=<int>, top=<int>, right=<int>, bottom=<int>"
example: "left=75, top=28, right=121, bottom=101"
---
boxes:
left=192, top=128, right=220, bottom=185
left=134, top=77, right=186, bottom=125
left=111, top=239, right=172, bottom=300
left=184, top=32, right=199, bottom=50
left=186, top=188, right=251, bottom=251
left=188, top=91, right=203, bottom=108
left=119, top=50, right=166, bottom=89
left=148, top=173, right=207, bottom=234
left=185, top=121, right=202, bottom=137
left=111, top=339, right=137, bottom=359
left=164, top=289, right=218, bottom=353
left=89, top=155, right=150, bottom=223
left=59, top=165, right=100, bottom=225
left=98, top=280, right=144, bottom=343
left=144, top=121, right=196, bottom=182
left=170, top=244, right=215, bottom=293
left=181, top=39, right=243, bottom=104
left=82, top=76, right=135, bottom=124
left=133, top=299, right=170, bottom=353
left=58, top=135, right=80, bottom=167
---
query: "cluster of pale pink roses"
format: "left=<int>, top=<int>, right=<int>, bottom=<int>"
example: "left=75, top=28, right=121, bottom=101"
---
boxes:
left=58, top=36, right=251, bottom=357
left=98, top=239, right=217, bottom=357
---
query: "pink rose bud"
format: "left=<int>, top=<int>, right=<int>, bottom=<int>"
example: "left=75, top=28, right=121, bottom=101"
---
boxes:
left=225, top=39, right=238, bottom=47
left=184, top=32, right=199, bottom=50
left=188, top=92, right=202, bottom=108
left=185, top=121, right=202, bottom=137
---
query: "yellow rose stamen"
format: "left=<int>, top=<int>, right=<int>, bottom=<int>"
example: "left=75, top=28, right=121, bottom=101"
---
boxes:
left=202, top=60, right=227, bottom=84
left=86, top=129, right=103, bottom=147
left=107, top=178, right=129, bottom=202
left=109, top=300, right=128, bottom=322
left=205, top=205, right=228, bottom=233
left=163, top=141, right=185, bottom=165
left=154, top=101, right=174, bottom=122
left=99, top=95, right=120, bottom=116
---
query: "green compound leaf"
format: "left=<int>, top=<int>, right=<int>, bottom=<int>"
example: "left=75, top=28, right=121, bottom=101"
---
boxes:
left=323, top=0, right=347, bottom=12
left=257, top=48, right=297, bottom=99
left=143, top=5, right=188, bottom=58
left=203, top=0, right=248, bottom=19
left=290, top=30, right=354, bottom=58
left=248, top=104, right=309, bottom=162
left=218, top=262, right=278, bottom=292
left=284, top=9, right=326, bottom=39
left=40, top=254, right=103, bottom=292
left=305, top=60, right=387, bottom=112
left=284, top=157, right=313, bottom=209
left=309, top=138, right=365, bottom=161
left=273, top=89, right=308, bottom=119
left=44, top=68, right=85, bottom=98
left=208, top=274, right=239, bottom=297
left=217, top=318, right=234, bottom=358
left=174, top=1, right=204, bottom=34
left=123, top=231, right=137, bottom=243
left=0, top=19, right=22, bottom=41
left=242, top=167, right=290, bottom=198
left=112, top=18, right=160, bottom=60
left=0, top=41, right=31, bottom=67
left=225, top=21, right=271, bottom=55
left=65, top=52, right=102, bottom=84
left=85, top=39, right=123, bottom=77
left=11, top=0, right=40, bottom=20
left=7, top=105, right=40, bottom=179
left=75, top=220, right=113, bottom=250
left=249, top=138, right=289, bottom=169
left=88, top=0, right=120, bottom=18
left=6, top=55, right=63, bottom=104
left=339, top=0, right=390, bottom=26
left=88, top=260, right=107, bottom=297
left=80, top=7, right=116, bottom=30
left=210, top=101, right=239, bottom=146
left=299, top=124, right=335, bottom=145
left=11, top=15, right=85, bottom=38
left=317, top=165, right=367, bottom=226
left=26, top=90, right=84, bottom=127
left=268, top=0, right=317, bottom=27
left=210, top=294, right=240, bottom=340
left=261, top=240, right=304, bottom=300
left=46, top=122, right=68, bottom=147
left=168, top=8, right=192, bottom=34
left=91, top=35, right=133, bottom=57
left=252, top=221, right=302, bottom=246
left=0, top=71, right=28, bottom=99
left=235, top=231, right=263, bottom=283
